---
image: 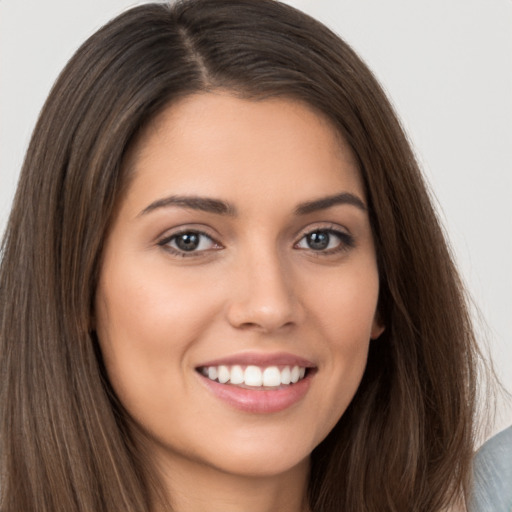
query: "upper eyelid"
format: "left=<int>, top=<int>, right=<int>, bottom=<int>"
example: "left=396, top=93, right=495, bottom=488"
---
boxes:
left=294, top=223, right=350, bottom=240
left=155, top=222, right=352, bottom=246
left=157, top=232, right=219, bottom=255
left=157, top=225, right=220, bottom=244
left=157, top=230, right=222, bottom=258
left=295, top=229, right=352, bottom=244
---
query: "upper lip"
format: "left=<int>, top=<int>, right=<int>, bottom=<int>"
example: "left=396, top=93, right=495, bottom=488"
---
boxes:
left=196, top=352, right=316, bottom=369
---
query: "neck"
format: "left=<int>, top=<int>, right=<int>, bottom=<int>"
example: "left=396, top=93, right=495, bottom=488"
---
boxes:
left=151, top=451, right=310, bottom=512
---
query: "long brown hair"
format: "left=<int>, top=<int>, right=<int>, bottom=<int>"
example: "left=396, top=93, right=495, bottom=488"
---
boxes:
left=0, top=1, right=480, bottom=510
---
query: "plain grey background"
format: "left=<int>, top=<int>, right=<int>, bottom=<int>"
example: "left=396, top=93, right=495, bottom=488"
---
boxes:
left=1, top=0, right=511, bottom=433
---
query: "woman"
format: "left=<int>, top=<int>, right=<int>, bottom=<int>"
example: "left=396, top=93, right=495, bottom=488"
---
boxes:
left=0, top=1, right=482, bottom=510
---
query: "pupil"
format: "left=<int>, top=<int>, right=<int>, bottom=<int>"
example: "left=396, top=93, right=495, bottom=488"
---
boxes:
left=307, top=231, right=329, bottom=250
left=176, top=233, right=199, bottom=251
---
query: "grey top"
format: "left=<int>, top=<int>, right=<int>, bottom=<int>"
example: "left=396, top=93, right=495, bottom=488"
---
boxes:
left=469, top=426, right=512, bottom=512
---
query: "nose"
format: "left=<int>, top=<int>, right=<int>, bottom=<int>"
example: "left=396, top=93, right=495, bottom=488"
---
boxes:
left=225, top=247, right=303, bottom=333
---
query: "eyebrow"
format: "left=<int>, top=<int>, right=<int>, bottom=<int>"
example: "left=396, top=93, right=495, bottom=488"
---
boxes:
left=139, top=191, right=367, bottom=217
left=294, top=192, right=367, bottom=215
left=139, top=195, right=237, bottom=217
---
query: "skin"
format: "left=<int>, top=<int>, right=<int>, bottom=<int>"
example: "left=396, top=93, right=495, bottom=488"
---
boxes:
left=95, top=92, right=384, bottom=512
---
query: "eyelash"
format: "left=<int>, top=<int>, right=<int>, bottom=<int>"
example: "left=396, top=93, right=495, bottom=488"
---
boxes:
left=157, top=226, right=355, bottom=257
left=294, top=227, right=355, bottom=255
left=157, top=229, right=221, bottom=257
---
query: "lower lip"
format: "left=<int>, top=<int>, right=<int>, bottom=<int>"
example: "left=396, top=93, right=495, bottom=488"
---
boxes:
left=198, top=373, right=313, bottom=413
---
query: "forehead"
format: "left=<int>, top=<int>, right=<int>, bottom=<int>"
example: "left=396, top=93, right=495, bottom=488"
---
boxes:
left=121, top=92, right=364, bottom=214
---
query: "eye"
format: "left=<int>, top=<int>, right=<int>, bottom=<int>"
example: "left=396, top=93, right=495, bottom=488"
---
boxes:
left=295, top=228, right=354, bottom=253
left=158, top=230, right=220, bottom=255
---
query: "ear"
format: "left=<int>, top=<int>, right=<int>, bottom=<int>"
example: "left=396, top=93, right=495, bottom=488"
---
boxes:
left=370, top=316, right=385, bottom=340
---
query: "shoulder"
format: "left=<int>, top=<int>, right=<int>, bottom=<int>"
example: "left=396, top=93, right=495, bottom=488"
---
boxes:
left=469, top=426, right=512, bottom=512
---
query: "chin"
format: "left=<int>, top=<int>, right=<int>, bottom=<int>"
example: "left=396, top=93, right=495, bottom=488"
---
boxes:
left=204, top=449, right=311, bottom=479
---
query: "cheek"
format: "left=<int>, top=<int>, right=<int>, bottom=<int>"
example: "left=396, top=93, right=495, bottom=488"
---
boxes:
left=93, top=259, right=222, bottom=413
left=96, top=257, right=220, bottom=351
left=314, top=261, right=380, bottom=341
left=304, top=263, right=379, bottom=428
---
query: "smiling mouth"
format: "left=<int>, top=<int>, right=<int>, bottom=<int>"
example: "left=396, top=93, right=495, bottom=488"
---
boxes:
left=197, top=365, right=310, bottom=389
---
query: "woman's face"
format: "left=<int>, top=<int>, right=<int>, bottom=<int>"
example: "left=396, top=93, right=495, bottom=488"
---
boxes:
left=95, top=93, right=383, bottom=479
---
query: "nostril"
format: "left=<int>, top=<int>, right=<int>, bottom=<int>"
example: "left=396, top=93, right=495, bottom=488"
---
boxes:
left=238, top=322, right=260, bottom=330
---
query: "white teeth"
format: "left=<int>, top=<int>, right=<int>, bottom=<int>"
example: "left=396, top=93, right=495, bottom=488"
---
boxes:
left=262, top=366, right=281, bottom=387
left=230, top=365, right=244, bottom=384
left=217, top=365, right=230, bottom=384
left=280, top=366, right=291, bottom=385
left=244, top=366, right=262, bottom=386
left=201, top=364, right=309, bottom=388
